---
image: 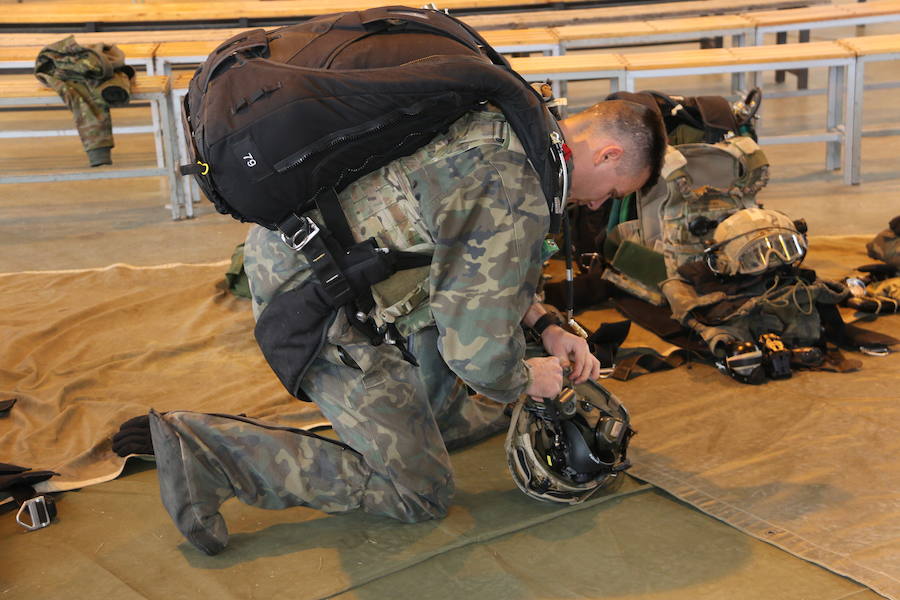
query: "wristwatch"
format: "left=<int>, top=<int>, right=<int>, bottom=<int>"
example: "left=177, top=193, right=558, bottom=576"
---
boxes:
left=532, top=312, right=563, bottom=336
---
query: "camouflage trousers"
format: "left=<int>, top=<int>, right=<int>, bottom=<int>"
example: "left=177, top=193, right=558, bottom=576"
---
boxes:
left=155, top=311, right=509, bottom=524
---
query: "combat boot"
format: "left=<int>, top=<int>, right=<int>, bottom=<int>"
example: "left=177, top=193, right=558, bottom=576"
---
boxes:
left=149, top=410, right=370, bottom=555
left=148, top=410, right=231, bottom=555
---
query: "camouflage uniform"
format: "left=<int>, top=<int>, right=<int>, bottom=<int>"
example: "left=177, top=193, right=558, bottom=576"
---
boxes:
left=150, top=108, right=551, bottom=554
left=34, top=35, right=134, bottom=167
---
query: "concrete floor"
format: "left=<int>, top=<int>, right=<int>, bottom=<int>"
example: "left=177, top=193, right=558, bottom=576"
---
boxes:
left=1, top=16, right=898, bottom=600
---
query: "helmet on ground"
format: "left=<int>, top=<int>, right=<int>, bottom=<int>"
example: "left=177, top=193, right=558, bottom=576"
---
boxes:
left=505, top=381, right=635, bottom=505
left=705, top=207, right=807, bottom=276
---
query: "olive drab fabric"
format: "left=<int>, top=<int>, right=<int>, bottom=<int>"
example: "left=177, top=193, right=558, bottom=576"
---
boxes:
left=664, top=263, right=848, bottom=353
left=34, top=35, right=135, bottom=167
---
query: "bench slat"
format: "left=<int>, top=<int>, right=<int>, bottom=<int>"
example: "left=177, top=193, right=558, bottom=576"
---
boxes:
left=0, top=0, right=549, bottom=25
left=481, top=28, right=559, bottom=47
left=0, top=43, right=158, bottom=63
left=644, top=15, right=754, bottom=34
left=508, top=53, right=625, bottom=75
left=2, top=74, right=170, bottom=98
left=621, top=48, right=736, bottom=70
left=464, top=0, right=827, bottom=29
left=839, top=33, right=900, bottom=56
left=553, top=22, right=657, bottom=42
left=0, top=29, right=251, bottom=48
left=728, top=40, right=853, bottom=63
left=746, top=5, right=859, bottom=27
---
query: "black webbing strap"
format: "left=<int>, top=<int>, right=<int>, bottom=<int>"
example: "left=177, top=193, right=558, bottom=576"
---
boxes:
left=610, top=349, right=688, bottom=381
left=278, top=212, right=354, bottom=306
left=315, top=189, right=356, bottom=249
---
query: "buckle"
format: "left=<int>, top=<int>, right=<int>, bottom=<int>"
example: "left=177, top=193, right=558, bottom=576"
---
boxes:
left=16, top=496, right=53, bottom=531
left=597, top=367, right=615, bottom=379
left=279, top=216, right=320, bottom=251
left=860, top=345, right=890, bottom=357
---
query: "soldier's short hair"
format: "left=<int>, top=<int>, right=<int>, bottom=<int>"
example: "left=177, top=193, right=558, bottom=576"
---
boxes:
left=575, top=100, right=668, bottom=194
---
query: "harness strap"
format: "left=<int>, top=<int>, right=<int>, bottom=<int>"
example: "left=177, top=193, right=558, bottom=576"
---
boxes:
left=315, top=188, right=356, bottom=249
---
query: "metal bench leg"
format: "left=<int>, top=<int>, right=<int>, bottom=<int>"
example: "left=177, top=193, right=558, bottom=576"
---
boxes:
left=825, top=65, right=843, bottom=171
left=775, top=31, right=788, bottom=83
left=731, top=32, right=747, bottom=95
left=149, top=100, right=165, bottom=170
left=172, top=91, right=195, bottom=218
left=748, top=29, right=765, bottom=90
left=795, top=30, right=810, bottom=90
left=154, top=93, right=182, bottom=220
left=844, top=58, right=863, bottom=185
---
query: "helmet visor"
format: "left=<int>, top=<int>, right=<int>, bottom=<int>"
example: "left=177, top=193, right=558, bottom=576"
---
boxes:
left=735, top=231, right=807, bottom=274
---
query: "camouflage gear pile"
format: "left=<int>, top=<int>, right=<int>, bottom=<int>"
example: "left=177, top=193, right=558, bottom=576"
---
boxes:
left=34, top=35, right=135, bottom=166
left=151, top=108, right=549, bottom=553
left=663, top=208, right=846, bottom=354
left=602, top=137, right=768, bottom=305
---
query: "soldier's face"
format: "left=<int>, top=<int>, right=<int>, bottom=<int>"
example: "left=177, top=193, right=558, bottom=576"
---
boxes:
left=573, top=162, right=649, bottom=211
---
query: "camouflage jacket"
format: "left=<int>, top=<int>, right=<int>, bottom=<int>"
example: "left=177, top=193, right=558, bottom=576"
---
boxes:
left=244, top=108, right=550, bottom=403
left=34, top=35, right=134, bottom=167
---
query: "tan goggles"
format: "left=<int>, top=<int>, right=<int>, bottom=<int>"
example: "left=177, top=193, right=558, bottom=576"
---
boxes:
left=735, top=232, right=807, bottom=274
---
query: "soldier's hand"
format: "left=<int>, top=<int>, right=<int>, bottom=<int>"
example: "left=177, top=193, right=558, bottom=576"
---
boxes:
left=540, top=326, right=602, bottom=384
left=525, top=356, right=564, bottom=401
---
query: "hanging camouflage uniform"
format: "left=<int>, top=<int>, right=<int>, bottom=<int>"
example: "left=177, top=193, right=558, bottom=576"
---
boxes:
left=34, top=35, right=135, bottom=167
left=150, top=107, right=552, bottom=554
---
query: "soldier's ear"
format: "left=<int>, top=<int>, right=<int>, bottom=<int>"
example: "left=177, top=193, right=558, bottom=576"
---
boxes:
left=593, top=145, right=623, bottom=166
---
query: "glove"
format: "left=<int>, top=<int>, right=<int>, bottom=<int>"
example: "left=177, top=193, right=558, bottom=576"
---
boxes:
left=0, top=463, right=58, bottom=502
left=111, top=414, right=154, bottom=457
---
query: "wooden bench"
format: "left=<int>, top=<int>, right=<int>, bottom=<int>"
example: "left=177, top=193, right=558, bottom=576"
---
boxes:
left=153, top=28, right=562, bottom=76
left=746, top=0, right=900, bottom=88
left=0, top=0, right=831, bottom=31
left=0, top=0, right=549, bottom=29
left=0, top=43, right=159, bottom=74
left=554, top=15, right=755, bottom=50
left=0, top=74, right=185, bottom=219
left=621, top=41, right=857, bottom=183
left=0, top=29, right=251, bottom=48
left=554, top=14, right=757, bottom=92
left=837, top=33, right=900, bottom=184
left=462, top=0, right=829, bottom=30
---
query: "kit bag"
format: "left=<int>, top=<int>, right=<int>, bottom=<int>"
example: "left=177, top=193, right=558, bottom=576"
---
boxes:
left=179, top=5, right=566, bottom=234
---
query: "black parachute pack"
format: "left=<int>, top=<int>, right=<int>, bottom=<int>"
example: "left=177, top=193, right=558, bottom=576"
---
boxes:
left=178, top=6, right=568, bottom=398
left=179, top=5, right=566, bottom=234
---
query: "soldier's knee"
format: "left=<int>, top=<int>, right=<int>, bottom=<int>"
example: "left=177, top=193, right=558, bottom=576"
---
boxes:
left=393, top=478, right=454, bottom=523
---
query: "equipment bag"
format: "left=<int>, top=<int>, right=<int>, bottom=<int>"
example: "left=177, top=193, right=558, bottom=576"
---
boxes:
left=179, top=5, right=567, bottom=236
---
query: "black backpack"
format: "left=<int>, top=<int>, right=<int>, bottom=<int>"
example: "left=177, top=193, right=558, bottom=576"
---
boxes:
left=179, top=5, right=567, bottom=236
